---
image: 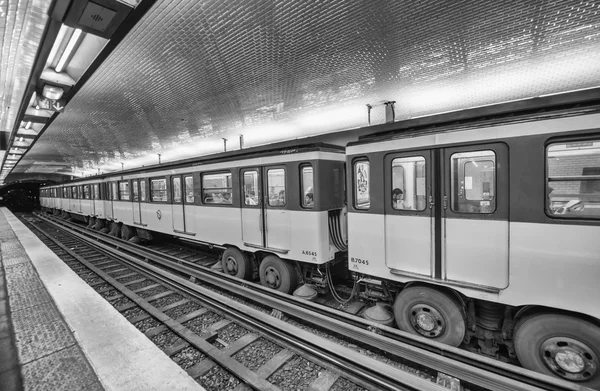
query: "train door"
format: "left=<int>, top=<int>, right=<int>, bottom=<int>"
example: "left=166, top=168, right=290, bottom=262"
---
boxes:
left=241, top=166, right=291, bottom=251
left=241, top=168, right=263, bottom=246
left=183, top=175, right=196, bottom=234
left=384, top=151, right=434, bottom=276
left=442, top=144, right=509, bottom=289
left=264, top=166, right=291, bottom=250
left=132, top=180, right=142, bottom=224
left=386, top=143, right=509, bottom=289
left=171, top=176, right=185, bottom=233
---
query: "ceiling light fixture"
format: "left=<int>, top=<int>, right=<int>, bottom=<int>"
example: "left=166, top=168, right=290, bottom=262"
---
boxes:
left=42, top=84, right=64, bottom=100
left=25, top=121, right=32, bottom=129
left=55, top=28, right=82, bottom=73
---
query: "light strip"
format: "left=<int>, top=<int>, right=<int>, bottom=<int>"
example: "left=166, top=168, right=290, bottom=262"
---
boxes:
left=25, top=121, right=32, bottom=129
left=47, top=24, right=69, bottom=67
left=55, top=28, right=82, bottom=73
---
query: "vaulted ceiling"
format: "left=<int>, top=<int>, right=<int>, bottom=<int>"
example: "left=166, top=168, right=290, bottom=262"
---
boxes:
left=2, top=0, right=600, bottom=184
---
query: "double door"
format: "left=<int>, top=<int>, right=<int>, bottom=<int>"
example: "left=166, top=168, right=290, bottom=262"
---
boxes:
left=171, top=175, right=195, bottom=235
left=385, top=143, right=509, bottom=289
left=241, top=166, right=291, bottom=252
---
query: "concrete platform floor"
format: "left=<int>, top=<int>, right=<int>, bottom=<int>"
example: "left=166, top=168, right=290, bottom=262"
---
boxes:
left=0, top=207, right=203, bottom=391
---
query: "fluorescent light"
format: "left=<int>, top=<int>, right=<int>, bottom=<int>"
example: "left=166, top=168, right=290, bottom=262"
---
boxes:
left=25, top=121, right=32, bottom=129
left=19, top=137, right=23, bottom=142
left=47, top=24, right=69, bottom=67
left=56, top=29, right=82, bottom=73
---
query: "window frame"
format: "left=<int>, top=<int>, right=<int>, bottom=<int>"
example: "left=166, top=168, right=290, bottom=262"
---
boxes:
left=150, top=178, right=168, bottom=203
left=184, top=175, right=195, bottom=204
left=449, top=150, right=498, bottom=215
left=390, top=155, right=427, bottom=212
left=201, top=171, right=233, bottom=206
left=545, top=137, right=600, bottom=220
left=300, top=164, right=314, bottom=209
left=118, top=181, right=130, bottom=201
left=353, top=158, right=371, bottom=211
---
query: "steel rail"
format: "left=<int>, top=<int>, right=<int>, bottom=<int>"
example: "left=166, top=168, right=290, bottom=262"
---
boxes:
left=29, top=216, right=446, bottom=391
left=35, top=213, right=593, bottom=391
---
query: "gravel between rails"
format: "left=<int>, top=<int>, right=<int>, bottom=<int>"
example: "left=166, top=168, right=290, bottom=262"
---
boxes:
left=268, top=356, right=324, bottom=391
left=198, top=366, right=241, bottom=391
left=172, top=346, right=205, bottom=369
left=233, top=338, right=283, bottom=371
left=183, top=312, right=224, bottom=333
left=151, top=330, right=183, bottom=349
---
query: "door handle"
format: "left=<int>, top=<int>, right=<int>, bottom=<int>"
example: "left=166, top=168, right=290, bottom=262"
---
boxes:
left=428, top=196, right=434, bottom=209
left=259, top=213, right=262, bottom=232
left=443, top=195, right=448, bottom=210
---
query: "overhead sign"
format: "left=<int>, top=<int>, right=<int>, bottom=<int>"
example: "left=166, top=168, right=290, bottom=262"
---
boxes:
left=36, top=96, right=66, bottom=113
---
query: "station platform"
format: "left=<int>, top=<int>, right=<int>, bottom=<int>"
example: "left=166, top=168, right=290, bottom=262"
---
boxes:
left=0, top=208, right=203, bottom=390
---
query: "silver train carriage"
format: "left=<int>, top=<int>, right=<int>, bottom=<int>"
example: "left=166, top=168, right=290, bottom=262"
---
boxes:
left=40, top=144, right=348, bottom=294
left=39, top=107, right=600, bottom=387
left=346, top=108, right=600, bottom=388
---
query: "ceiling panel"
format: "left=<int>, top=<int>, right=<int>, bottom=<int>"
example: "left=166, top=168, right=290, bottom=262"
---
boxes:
left=15, top=0, right=600, bottom=177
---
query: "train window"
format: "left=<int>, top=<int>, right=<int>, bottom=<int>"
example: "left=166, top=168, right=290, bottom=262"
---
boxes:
left=450, top=150, right=496, bottom=214
left=83, top=185, right=90, bottom=199
left=140, top=180, right=147, bottom=201
left=172, top=177, right=182, bottom=203
left=118, top=181, right=130, bottom=200
left=392, top=156, right=426, bottom=211
left=112, top=183, right=118, bottom=200
left=184, top=176, right=194, bottom=203
left=132, top=181, right=139, bottom=202
left=301, top=165, right=314, bottom=209
left=93, top=184, right=100, bottom=200
left=268, top=169, right=286, bottom=207
left=151, top=179, right=167, bottom=202
left=354, top=160, right=370, bottom=210
left=244, top=171, right=259, bottom=206
left=547, top=140, right=600, bottom=219
left=72, top=186, right=78, bottom=199
left=202, top=172, right=232, bottom=204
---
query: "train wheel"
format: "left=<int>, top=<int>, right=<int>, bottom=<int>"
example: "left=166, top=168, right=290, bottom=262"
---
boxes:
left=393, top=285, right=465, bottom=347
left=514, top=313, right=600, bottom=389
left=221, top=247, right=252, bottom=280
left=259, top=255, right=297, bottom=294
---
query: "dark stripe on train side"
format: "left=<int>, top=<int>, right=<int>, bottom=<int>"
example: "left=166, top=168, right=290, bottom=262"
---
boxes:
left=347, top=128, right=600, bottom=227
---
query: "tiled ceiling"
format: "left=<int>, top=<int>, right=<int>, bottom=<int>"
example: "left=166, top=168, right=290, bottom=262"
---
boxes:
left=8, top=0, right=600, bottom=180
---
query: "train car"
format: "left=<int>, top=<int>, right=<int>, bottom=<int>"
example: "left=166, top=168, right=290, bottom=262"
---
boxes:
left=346, top=107, right=600, bottom=388
left=41, top=143, right=347, bottom=294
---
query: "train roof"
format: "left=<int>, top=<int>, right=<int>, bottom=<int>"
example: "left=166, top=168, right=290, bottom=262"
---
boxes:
left=348, top=87, right=600, bottom=147
left=43, top=141, right=344, bottom=187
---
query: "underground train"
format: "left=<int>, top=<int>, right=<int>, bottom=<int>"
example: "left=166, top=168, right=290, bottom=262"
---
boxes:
left=40, top=105, right=600, bottom=388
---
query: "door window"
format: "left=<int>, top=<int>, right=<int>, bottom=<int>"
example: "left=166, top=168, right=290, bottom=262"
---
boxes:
left=132, top=181, right=139, bottom=201
left=112, top=183, right=118, bottom=200
left=93, top=184, right=99, bottom=200
left=547, top=140, right=600, bottom=218
left=354, top=160, right=370, bottom=210
left=184, top=176, right=194, bottom=203
left=301, top=165, right=314, bottom=209
left=140, top=180, right=147, bottom=201
left=173, top=177, right=182, bottom=203
left=391, top=156, right=426, bottom=211
left=244, top=171, right=259, bottom=206
left=450, top=150, right=496, bottom=214
left=267, top=168, right=286, bottom=207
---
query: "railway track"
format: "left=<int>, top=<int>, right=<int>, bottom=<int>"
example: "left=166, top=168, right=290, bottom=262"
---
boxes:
left=24, top=212, right=593, bottom=391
